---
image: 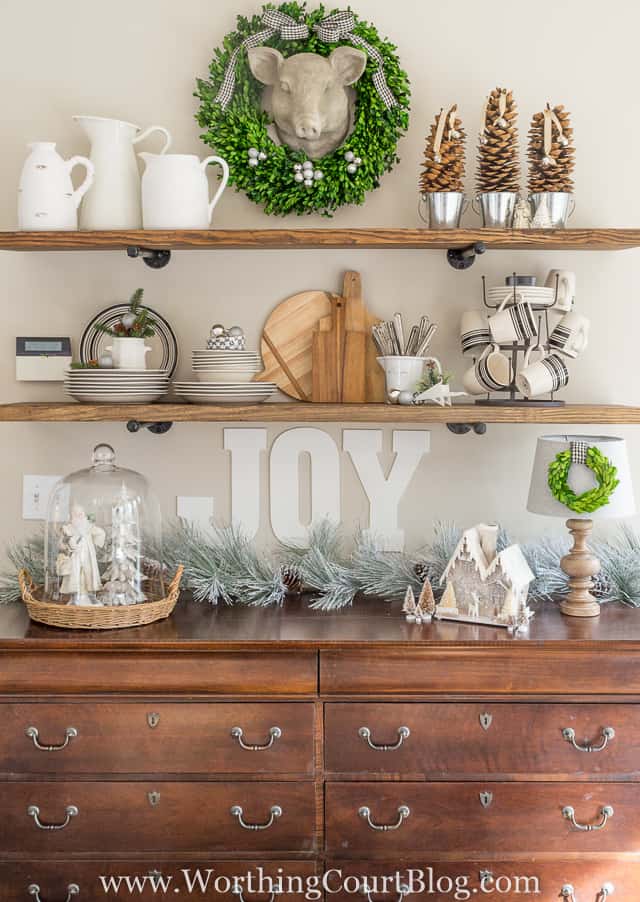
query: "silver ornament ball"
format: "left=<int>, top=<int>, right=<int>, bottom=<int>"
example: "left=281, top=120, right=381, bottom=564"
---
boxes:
left=313, top=170, right=324, bottom=180
left=121, top=312, right=137, bottom=330
left=98, top=353, right=114, bottom=368
left=228, top=326, right=244, bottom=338
left=248, top=148, right=259, bottom=159
left=248, top=158, right=259, bottom=167
left=302, top=160, right=314, bottom=171
left=354, top=156, right=362, bottom=166
left=294, top=172, right=305, bottom=183
left=258, top=151, right=267, bottom=161
left=344, top=151, right=355, bottom=162
left=346, top=163, right=357, bottom=174
left=304, top=178, right=314, bottom=187
left=293, top=163, right=303, bottom=172
left=210, top=324, right=225, bottom=337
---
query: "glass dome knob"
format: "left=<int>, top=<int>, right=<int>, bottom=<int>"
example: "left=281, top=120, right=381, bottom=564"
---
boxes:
left=92, top=443, right=116, bottom=470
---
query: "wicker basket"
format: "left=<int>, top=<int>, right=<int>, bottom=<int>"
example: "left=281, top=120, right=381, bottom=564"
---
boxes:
left=19, top=566, right=183, bottom=630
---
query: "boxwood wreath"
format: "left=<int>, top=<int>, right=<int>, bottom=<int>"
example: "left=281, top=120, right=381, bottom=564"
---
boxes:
left=195, top=3, right=410, bottom=216
left=548, top=446, right=620, bottom=514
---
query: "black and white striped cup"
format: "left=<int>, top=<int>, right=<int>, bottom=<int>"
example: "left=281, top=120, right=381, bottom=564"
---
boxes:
left=516, top=353, right=569, bottom=398
left=460, top=310, right=491, bottom=357
left=462, top=344, right=511, bottom=395
left=489, top=293, right=537, bottom=344
left=548, top=312, right=589, bottom=358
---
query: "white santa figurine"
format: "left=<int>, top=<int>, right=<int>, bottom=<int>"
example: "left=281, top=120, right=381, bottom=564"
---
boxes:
left=56, top=505, right=106, bottom=606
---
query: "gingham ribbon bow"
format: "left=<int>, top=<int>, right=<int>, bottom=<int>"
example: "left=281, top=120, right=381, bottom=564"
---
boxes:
left=570, top=441, right=589, bottom=465
left=215, top=10, right=310, bottom=109
left=215, top=9, right=398, bottom=110
left=313, top=12, right=398, bottom=109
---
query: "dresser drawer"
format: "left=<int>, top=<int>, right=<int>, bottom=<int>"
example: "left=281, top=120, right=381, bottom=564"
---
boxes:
left=325, top=782, right=637, bottom=855
left=325, top=703, right=639, bottom=779
left=0, top=860, right=317, bottom=902
left=0, top=782, right=317, bottom=854
left=0, top=702, right=314, bottom=776
left=326, top=859, right=639, bottom=900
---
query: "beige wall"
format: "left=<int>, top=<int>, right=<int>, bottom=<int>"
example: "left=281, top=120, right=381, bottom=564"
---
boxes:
left=0, top=0, right=639, bottom=554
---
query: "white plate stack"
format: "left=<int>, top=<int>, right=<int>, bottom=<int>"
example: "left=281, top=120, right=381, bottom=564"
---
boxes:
left=173, top=350, right=277, bottom=404
left=64, top=369, right=171, bottom=403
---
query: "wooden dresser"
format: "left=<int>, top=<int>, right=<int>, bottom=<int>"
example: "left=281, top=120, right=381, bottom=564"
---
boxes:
left=1, top=597, right=639, bottom=901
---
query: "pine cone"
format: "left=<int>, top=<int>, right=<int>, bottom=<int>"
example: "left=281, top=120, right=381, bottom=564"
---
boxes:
left=414, top=561, right=431, bottom=582
left=419, top=105, right=466, bottom=194
left=476, top=87, right=520, bottom=193
left=528, top=104, right=575, bottom=194
left=281, top=565, right=303, bottom=594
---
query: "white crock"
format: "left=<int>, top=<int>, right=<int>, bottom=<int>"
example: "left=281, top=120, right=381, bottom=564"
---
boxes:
left=105, top=338, right=152, bottom=370
left=18, top=142, right=94, bottom=231
left=139, top=153, right=229, bottom=228
left=73, top=116, right=172, bottom=230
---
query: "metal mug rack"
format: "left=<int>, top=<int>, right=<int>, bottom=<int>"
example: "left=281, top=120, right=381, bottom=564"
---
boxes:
left=473, top=273, right=565, bottom=407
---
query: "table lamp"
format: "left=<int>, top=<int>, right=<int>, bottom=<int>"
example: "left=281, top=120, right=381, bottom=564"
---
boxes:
left=527, top=435, right=635, bottom=617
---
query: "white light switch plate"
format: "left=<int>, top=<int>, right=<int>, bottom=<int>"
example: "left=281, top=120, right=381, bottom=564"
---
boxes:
left=177, top=496, right=214, bottom=530
left=23, top=475, right=62, bottom=520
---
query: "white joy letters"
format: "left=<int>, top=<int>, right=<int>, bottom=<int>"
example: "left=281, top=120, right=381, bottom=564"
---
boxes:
left=181, top=428, right=430, bottom=550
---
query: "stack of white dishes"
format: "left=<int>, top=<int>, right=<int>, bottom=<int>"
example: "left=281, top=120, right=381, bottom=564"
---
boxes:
left=173, top=349, right=277, bottom=404
left=65, top=369, right=170, bottom=404
left=191, top=350, right=263, bottom=383
left=487, top=285, right=555, bottom=309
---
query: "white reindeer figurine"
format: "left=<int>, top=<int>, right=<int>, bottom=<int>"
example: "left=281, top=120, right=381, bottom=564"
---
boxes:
left=248, top=45, right=367, bottom=158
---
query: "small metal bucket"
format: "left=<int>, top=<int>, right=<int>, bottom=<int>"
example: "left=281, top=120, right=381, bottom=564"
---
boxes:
left=473, top=192, right=517, bottom=228
left=420, top=192, right=467, bottom=229
left=529, top=192, right=575, bottom=228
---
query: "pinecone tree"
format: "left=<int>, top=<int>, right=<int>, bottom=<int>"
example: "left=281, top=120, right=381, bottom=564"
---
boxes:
left=419, top=105, right=466, bottom=193
left=476, top=88, right=520, bottom=193
left=528, top=104, right=575, bottom=194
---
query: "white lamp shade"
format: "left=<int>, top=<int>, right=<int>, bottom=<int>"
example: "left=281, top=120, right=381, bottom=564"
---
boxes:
left=527, top=434, right=635, bottom=519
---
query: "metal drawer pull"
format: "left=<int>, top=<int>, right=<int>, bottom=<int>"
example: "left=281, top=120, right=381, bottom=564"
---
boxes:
left=28, top=884, right=79, bottom=901
left=562, top=804, right=614, bottom=831
left=358, top=726, right=410, bottom=751
left=561, top=883, right=615, bottom=900
left=231, top=726, right=282, bottom=750
left=230, top=804, right=282, bottom=830
left=25, top=726, right=78, bottom=751
left=27, top=804, right=79, bottom=831
left=232, top=887, right=276, bottom=902
left=361, top=885, right=410, bottom=902
left=358, top=805, right=410, bottom=831
left=562, top=726, right=615, bottom=752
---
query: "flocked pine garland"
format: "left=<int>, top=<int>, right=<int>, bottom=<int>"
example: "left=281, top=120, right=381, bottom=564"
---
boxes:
left=3, top=521, right=640, bottom=610
left=195, top=2, right=410, bottom=216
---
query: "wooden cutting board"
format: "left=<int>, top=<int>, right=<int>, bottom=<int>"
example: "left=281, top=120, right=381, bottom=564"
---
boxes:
left=256, top=278, right=386, bottom=403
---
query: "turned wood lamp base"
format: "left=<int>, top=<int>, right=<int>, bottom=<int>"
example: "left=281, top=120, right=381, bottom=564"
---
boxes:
left=560, top=518, right=601, bottom=618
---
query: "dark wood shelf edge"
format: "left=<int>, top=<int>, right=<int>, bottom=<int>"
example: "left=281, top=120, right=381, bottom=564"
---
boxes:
left=0, top=402, right=639, bottom=425
left=2, top=228, right=640, bottom=251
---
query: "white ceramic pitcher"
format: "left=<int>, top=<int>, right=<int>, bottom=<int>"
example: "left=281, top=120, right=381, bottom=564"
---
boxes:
left=105, top=337, right=152, bottom=370
left=18, top=142, right=94, bottom=230
left=139, top=153, right=229, bottom=228
left=73, top=116, right=172, bottom=229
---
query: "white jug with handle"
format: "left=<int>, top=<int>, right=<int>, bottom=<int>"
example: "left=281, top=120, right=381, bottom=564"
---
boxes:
left=139, top=153, right=229, bottom=228
left=18, top=142, right=94, bottom=230
left=105, top=337, right=152, bottom=370
left=73, top=116, right=172, bottom=229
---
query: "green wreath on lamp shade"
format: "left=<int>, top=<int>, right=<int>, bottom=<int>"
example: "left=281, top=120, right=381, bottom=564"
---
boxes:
left=548, top=446, right=620, bottom=514
left=195, top=2, right=410, bottom=217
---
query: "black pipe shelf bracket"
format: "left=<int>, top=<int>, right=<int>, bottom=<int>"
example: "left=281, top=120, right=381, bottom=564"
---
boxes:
left=126, top=246, right=172, bottom=269
left=446, top=241, right=486, bottom=270
left=126, top=420, right=173, bottom=435
left=446, top=422, right=487, bottom=436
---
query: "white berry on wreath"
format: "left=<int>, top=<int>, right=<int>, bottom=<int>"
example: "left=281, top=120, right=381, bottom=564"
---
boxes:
left=344, top=150, right=355, bottom=162
left=248, top=148, right=259, bottom=159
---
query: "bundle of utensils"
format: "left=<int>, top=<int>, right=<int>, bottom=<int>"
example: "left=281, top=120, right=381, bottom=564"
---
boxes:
left=372, top=314, right=438, bottom=358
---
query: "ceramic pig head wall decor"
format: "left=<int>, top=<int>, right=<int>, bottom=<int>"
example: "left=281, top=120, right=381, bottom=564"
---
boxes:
left=247, top=45, right=367, bottom=158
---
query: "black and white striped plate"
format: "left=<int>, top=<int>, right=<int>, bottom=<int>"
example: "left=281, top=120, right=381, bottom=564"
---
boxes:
left=79, top=304, right=178, bottom=377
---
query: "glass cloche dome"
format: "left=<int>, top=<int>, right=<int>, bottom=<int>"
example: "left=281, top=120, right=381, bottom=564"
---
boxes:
left=44, top=444, right=163, bottom=607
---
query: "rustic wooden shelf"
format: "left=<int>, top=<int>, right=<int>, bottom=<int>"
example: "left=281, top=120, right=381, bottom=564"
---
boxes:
left=2, top=228, right=640, bottom=252
left=1, top=402, right=638, bottom=425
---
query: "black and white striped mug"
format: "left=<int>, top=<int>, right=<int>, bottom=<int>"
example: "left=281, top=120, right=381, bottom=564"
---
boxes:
left=462, top=344, right=511, bottom=395
left=488, top=292, right=537, bottom=344
left=516, top=352, right=569, bottom=398
left=460, top=310, right=491, bottom=357
left=548, top=311, right=589, bottom=358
